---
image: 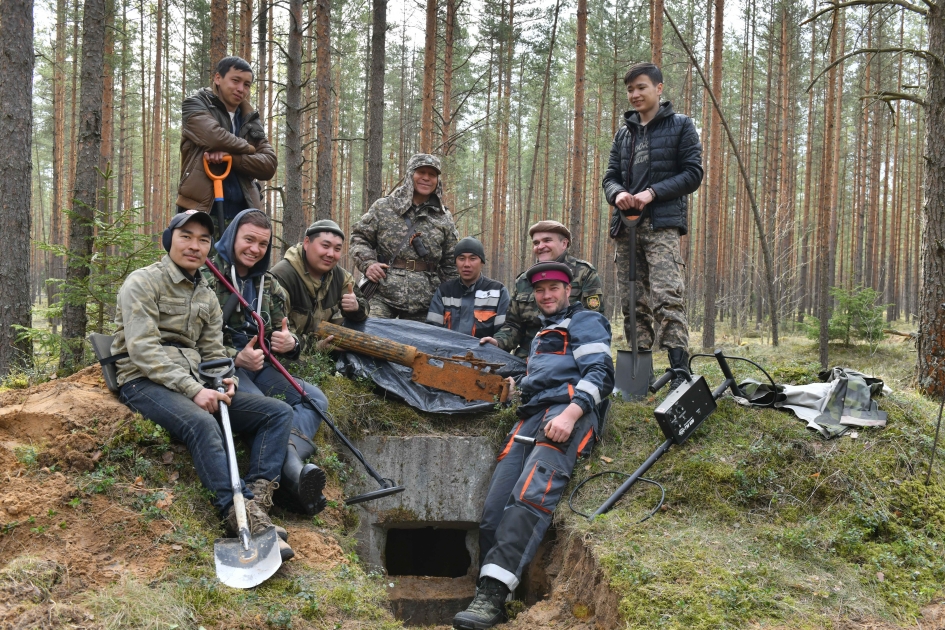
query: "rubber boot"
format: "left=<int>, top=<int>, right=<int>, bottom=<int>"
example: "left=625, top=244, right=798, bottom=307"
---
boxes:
left=275, top=433, right=327, bottom=516
left=452, top=577, right=510, bottom=629
left=667, top=347, right=690, bottom=391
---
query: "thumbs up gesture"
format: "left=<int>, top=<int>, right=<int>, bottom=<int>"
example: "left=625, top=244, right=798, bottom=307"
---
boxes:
left=270, top=316, right=298, bottom=355
left=340, top=282, right=359, bottom=313
left=235, top=334, right=266, bottom=372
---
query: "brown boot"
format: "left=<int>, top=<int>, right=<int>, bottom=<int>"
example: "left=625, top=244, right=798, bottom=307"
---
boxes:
left=247, top=479, right=289, bottom=542
left=225, top=499, right=295, bottom=562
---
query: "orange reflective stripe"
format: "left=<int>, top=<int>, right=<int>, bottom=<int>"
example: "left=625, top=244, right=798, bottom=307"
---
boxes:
left=474, top=309, right=496, bottom=322
left=577, top=428, right=594, bottom=453
left=521, top=498, right=552, bottom=514
left=568, top=383, right=574, bottom=399
left=443, top=311, right=452, bottom=329
left=540, top=471, right=555, bottom=506
left=519, top=463, right=538, bottom=501
left=497, top=421, right=523, bottom=462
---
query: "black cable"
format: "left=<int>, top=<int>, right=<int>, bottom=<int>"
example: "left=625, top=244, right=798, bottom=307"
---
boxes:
left=689, top=352, right=779, bottom=407
left=568, top=470, right=665, bottom=522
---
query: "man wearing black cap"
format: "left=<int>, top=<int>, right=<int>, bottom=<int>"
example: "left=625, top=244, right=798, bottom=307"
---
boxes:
left=111, top=210, right=295, bottom=561
left=426, top=237, right=510, bottom=339
left=453, top=262, right=614, bottom=630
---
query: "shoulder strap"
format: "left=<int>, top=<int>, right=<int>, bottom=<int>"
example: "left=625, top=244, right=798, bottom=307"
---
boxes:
left=270, top=259, right=313, bottom=314
left=320, top=266, right=347, bottom=310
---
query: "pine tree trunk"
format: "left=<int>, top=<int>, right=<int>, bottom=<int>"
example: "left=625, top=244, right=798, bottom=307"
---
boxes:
left=314, top=0, right=333, bottom=219
left=918, top=0, right=945, bottom=394
left=568, top=0, right=587, bottom=247
left=816, top=15, right=840, bottom=369
left=0, top=0, right=35, bottom=375
left=151, top=0, right=164, bottom=224
left=210, top=0, right=228, bottom=79
left=60, top=0, right=106, bottom=370
left=701, top=0, right=723, bottom=349
left=419, top=0, right=437, bottom=152
left=651, top=0, right=664, bottom=67
left=365, top=0, right=387, bottom=206
left=283, top=0, right=304, bottom=245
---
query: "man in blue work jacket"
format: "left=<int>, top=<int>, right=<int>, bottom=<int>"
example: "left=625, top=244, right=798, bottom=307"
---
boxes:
left=453, top=261, right=614, bottom=630
left=426, top=237, right=510, bottom=339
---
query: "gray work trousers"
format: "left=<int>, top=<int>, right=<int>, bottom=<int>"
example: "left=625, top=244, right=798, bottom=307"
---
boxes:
left=477, top=402, right=597, bottom=590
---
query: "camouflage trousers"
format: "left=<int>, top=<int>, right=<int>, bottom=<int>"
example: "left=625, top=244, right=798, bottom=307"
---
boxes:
left=614, top=219, right=689, bottom=350
left=370, top=299, right=429, bottom=322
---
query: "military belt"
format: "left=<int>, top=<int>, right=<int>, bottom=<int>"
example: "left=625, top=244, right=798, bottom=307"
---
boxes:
left=390, top=257, right=437, bottom=272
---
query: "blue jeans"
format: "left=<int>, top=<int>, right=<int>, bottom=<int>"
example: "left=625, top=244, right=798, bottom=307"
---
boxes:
left=236, top=365, right=328, bottom=441
left=118, top=378, right=293, bottom=515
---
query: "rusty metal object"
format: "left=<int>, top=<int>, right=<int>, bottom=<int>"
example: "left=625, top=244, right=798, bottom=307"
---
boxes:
left=315, top=322, right=509, bottom=403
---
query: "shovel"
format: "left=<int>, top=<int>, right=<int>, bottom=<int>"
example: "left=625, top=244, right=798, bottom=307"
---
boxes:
left=615, top=212, right=653, bottom=399
left=203, top=154, right=233, bottom=240
left=199, top=358, right=283, bottom=589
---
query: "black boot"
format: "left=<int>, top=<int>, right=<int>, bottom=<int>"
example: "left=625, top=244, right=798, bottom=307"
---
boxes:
left=667, top=347, right=690, bottom=390
left=275, top=433, right=327, bottom=516
left=452, top=577, right=510, bottom=629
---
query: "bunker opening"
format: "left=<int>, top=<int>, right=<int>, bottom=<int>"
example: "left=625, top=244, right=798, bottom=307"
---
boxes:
left=385, top=525, right=473, bottom=578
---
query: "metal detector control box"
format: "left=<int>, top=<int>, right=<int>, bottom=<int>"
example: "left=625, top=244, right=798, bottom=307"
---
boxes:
left=653, top=375, right=717, bottom=445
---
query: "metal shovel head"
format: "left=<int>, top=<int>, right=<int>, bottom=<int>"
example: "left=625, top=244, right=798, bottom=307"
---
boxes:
left=214, top=526, right=282, bottom=589
left=615, top=349, right=653, bottom=400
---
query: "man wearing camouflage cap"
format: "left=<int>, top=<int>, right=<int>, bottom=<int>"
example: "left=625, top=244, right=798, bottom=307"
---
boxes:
left=454, top=261, right=614, bottom=630
left=350, top=154, right=460, bottom=321
left=481, top=220, right=603, bottom=359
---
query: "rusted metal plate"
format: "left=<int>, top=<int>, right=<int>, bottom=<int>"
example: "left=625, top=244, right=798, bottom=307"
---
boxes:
left=411, top=352, right=510, bottom=403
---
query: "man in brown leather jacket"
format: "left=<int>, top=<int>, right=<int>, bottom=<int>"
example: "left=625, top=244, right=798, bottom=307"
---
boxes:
left=177, top=56, right=276, bottom=223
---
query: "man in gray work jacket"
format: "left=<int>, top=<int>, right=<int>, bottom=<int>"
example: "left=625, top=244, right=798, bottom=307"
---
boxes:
left=453, top=261, right=614, bottom=630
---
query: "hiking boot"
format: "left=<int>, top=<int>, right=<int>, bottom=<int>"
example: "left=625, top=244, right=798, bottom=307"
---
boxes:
left=668, top=347, right=691, bottom=391
left=452, top=576, right=510, bottom=629
left=246, top=479, right=289, bottom=542
left=224, top=499, right=295, bottom=562
left=274, top=433, right=328, bottom=516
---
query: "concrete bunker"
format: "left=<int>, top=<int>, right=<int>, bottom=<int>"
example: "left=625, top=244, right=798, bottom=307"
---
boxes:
left=346, top=435, right=495, bottom=626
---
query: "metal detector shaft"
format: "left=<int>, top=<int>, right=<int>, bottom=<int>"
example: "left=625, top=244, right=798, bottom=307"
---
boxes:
left=203, top=260, right=404, bottom=501
left=712, top=350, right=746, bottom=399
left=592, top=438, right=672, bottom=519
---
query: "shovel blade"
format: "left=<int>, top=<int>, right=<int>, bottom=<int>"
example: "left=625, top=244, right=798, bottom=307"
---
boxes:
left=615, top=349, right=653, bottom=400
left=214, top=526, right=282, bottom=589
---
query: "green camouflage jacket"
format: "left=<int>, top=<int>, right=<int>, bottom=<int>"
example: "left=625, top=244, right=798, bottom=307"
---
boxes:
left=202, top=254, right=301, bottom=361
left=493, top=252, right=605, bottom=359
left=269, top=244, right=369, bottom=352
left=111, top=255, right=234, bottom=398
left=349, top=154, right=459, bottom=313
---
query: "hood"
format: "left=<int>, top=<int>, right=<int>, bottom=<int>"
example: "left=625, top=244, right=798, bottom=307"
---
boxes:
left=623, top=100, right=676, bottom=130
left=215, top=208, right=272, bottom=279
left=385, top=153, right=446, bottom=216
left=283, top=243, right=327, bottom=297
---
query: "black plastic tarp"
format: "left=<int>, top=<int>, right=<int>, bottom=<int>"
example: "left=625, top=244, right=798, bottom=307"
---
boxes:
left=334, top=318, right=526, bottom=414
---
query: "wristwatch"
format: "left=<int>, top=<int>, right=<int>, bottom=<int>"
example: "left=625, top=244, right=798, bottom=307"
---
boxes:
left=646, top=187, right=657, bottom=201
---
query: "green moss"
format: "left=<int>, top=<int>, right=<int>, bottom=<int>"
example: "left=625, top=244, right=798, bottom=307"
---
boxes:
left=562, top=341, right=945, bottom=627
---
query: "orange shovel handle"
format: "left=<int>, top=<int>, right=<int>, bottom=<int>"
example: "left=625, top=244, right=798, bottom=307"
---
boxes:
left=202, top=154, right=233, bottom=200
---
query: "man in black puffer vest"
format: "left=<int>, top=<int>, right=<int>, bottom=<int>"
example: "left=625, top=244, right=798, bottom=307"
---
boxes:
left=602, top=62, right=703, bottom=387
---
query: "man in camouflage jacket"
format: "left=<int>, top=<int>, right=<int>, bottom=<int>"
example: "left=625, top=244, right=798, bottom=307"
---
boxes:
left=177, top=56, right=276, bottom=222
left=349, top=154, right=459, bottom=320
left=204, top=209, right=330, bottom=516
left=482, top=220, right=604, bottom=359
left=112, top=210, right=295, bottom=560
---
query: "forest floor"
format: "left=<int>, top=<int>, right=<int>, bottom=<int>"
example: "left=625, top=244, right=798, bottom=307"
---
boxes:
left=0, top=327, right=944, bottom=629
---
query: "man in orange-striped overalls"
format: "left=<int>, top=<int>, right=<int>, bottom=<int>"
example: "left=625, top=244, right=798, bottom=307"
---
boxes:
left=453, top=262, right=614, bottom=630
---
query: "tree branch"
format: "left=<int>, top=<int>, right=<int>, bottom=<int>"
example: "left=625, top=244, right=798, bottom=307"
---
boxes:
left=860, top=90, right=927, bottom=108
left=803, top=0, right=928, bottom=24
left=807, top=47, right=942, bottom=92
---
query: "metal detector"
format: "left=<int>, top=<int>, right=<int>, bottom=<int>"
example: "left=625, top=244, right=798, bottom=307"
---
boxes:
left=203, top=259, right=406, bottom=505
left=199, top=358, right=283, bottom=588
left=590, top=350, right=746, bottom=519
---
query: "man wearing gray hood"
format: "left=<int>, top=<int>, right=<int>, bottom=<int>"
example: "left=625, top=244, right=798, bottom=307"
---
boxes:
left=205, top=209, right=329, bottom=516
left=350, top=154, right=460, bottom=320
